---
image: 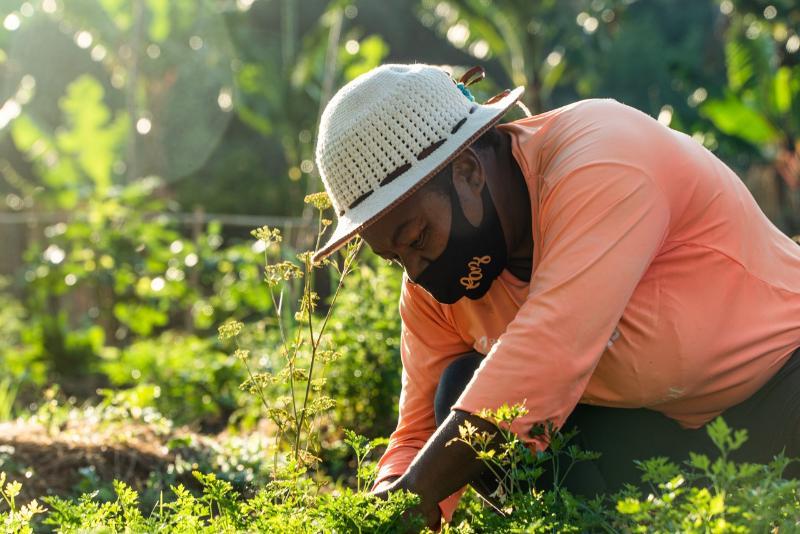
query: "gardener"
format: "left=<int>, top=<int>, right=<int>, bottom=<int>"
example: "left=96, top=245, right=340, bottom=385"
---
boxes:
left=311, top=63, right=800, bottom=528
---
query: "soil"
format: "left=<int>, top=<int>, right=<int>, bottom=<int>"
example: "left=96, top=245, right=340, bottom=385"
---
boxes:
left=0, top=418, right=198, bottom=502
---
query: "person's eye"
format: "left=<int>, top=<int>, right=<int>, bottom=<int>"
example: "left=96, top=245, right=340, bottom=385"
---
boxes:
left=411, top=229, right=426, bottom=250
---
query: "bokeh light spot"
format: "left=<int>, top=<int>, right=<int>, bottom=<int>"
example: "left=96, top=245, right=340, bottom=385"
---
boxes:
left=345, top=39, right=360, bottom=54
left=446, top=23, right=469, bottom=47
left=4, top=14, right=21, bottom=31
left=0, top=100, right=22, bottom=130
left=546, top=50, right=563, bottom=67
left=150, top=277, right=165, bottom=292
left=787, top=35, right=800, bottom=54
left=90, top=45, right=107, bottom=62
left=217, top=87, right=233, bottom=112
left=688, top=87, right=708, bottom=107
left=184, top=253, right=199, bottom=267
left=44, top=244, right=66, bottom=264
left=657, top=105, right=673, bottom=126
left=470, top=39, right=489, bottom=59
left=136, top=117, right=152, bottom=135
left=75, top=31, right=93, bottom=49
left=583, top=16, right=599, bottom=34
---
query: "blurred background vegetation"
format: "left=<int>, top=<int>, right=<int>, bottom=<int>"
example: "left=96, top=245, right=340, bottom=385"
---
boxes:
left=0, top=0, right=798, bottom=497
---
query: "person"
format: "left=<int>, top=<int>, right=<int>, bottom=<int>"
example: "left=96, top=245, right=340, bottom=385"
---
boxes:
left=311, top=63, right=800, bottom=529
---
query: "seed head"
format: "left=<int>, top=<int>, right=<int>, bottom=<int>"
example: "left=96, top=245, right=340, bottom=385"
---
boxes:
left=304, top=192, right=332, bottom=211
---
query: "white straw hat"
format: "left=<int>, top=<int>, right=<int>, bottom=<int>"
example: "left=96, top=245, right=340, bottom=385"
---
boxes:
left=313, top=63, right=524, bottom=261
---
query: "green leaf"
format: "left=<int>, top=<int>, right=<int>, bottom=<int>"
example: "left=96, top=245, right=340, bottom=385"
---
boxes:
left=344, top=35, right=389, bottom=81
left=773, top=66, right=792, bottom=114
left=700, top=95, right=780, bottom=146
left=709, top=492, right=725, bottom=515
left=616, top=497, right=641, bottom=514
left=145, top=0, right=171, bottom=42
left=725, top=39, right=754, bottom=91
left=56, top=75, right=129, bottom=193
left=98, top=0, right=132, bottom=30
left=10, top=113, right=47, bottom=152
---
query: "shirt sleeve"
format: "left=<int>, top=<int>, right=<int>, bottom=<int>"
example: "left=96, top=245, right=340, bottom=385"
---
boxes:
left=452, top=140, right=671, bottom=449
left=372, top=277, right=472, bottom=521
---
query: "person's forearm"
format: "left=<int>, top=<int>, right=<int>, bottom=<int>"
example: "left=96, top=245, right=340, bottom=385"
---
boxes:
left=398, top=409, right=500, bottom=507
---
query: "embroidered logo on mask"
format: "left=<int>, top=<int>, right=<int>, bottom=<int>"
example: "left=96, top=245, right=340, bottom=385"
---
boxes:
left=459, top=255, right=491, bottom=290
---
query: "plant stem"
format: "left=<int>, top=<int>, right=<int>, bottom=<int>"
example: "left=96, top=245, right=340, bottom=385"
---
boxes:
left=240, top=344, right=271, bottom=416
left=294, top=253, right=316, bottom=462
left=312, top=239, right=362, bottom=349
left=264, top=245, right=299, bottom=434
left=295, top=239, right=362, bottom=461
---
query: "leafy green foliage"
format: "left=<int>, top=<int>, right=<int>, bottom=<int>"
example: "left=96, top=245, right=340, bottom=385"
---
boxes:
left=100, top=333, right=246, bottom=427
left=418, top=0, right=632, bottom=111
left=4, top=413, right=796, bottom=532
left=3, top=464, right=421, bottom=533
left=326, top=256, right=403, bottom=438
left=445, top=408, right=800, bottom=532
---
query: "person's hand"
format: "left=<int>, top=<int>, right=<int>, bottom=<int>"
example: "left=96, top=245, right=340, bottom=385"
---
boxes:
left=372, top=476, right=441, bottom=531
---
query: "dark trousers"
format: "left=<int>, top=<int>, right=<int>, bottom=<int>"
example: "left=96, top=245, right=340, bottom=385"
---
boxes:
left=434, top=346, right=800, bottom=498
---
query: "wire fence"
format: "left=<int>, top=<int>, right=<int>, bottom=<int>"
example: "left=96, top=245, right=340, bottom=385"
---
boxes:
left=0, top=210, right=309, bottom=229
left=0, top=208, right=316, bottom=277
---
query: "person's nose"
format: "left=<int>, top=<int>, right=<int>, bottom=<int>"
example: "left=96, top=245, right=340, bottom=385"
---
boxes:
left=399, top=251, right=428, bottom=281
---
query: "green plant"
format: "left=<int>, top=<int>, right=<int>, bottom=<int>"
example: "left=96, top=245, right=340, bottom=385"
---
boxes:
left=220, top=192, right=363, bottom=471
left=0, top=472, right=46, bottom=534
left=343, top=429, right=390, bottom=493
left=446, top=403, right=607, bottom=531
left=698, top=0, right=800, bottom=233
left=326, top=255, right=404, bottom=438
left=615, top=417, right=800, bottom=532
left=100, top=332, right=247, bottom=428
left=445, top=409, right=800, bottom=532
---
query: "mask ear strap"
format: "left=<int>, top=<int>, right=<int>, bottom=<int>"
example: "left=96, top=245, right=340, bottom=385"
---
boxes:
left=515, top=100, right=532, bottom=117
left=483, top=89, right=533, bottom=118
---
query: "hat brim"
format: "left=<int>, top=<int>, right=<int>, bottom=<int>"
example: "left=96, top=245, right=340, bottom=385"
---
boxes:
left=312, top=85, right=525, bottom=263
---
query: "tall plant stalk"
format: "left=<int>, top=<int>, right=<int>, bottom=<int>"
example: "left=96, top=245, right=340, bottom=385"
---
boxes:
left=220, top=192, right=361, bottom=474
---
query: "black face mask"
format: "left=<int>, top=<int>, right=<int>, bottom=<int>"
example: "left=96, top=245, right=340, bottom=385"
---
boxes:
left=413, top=179, right=507, bottom=304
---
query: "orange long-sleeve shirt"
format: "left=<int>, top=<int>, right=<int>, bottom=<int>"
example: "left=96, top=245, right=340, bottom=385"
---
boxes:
left=373, top=98, right=800, bottom=519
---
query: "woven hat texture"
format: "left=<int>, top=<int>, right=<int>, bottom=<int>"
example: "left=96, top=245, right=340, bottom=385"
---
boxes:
left=313, top=63, right=523, bottom=261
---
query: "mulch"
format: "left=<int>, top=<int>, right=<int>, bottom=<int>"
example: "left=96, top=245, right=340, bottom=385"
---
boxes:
left=0, top=418, right=196, bottom=502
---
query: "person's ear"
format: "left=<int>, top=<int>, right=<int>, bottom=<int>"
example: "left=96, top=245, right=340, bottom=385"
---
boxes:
left=451, top=148, right=485, bottom=226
